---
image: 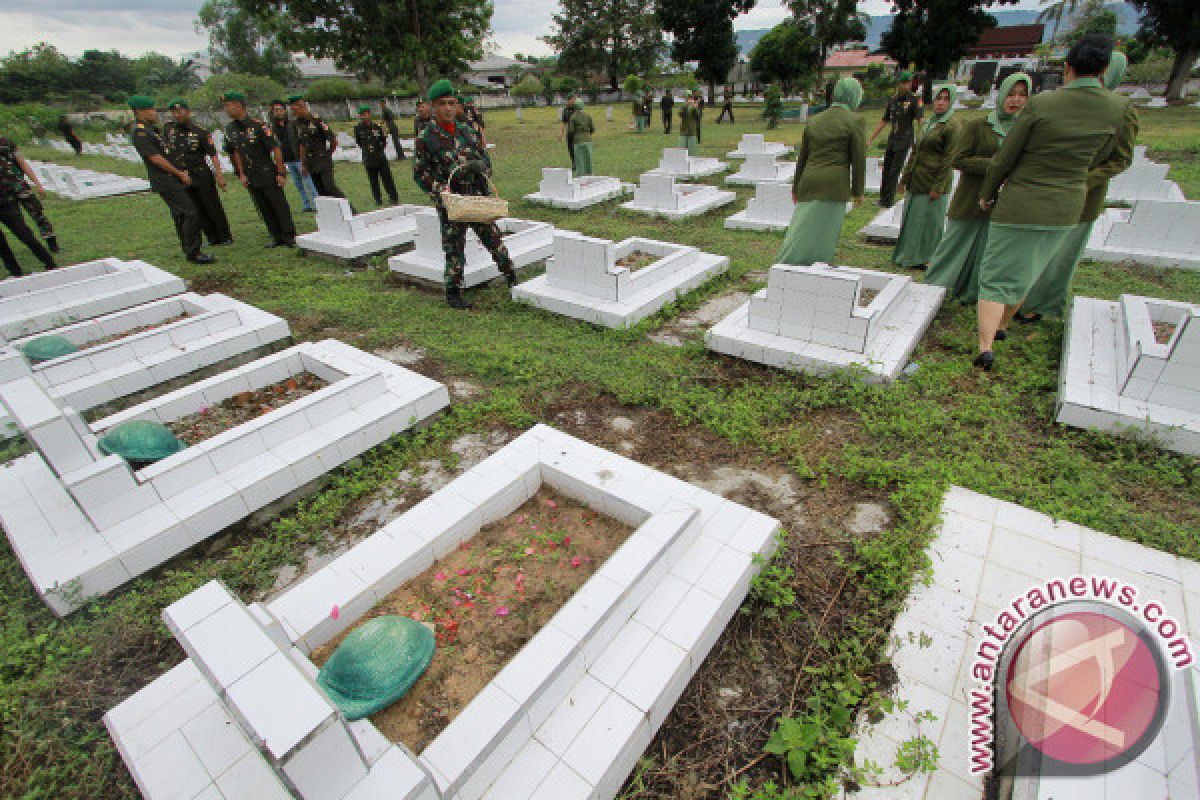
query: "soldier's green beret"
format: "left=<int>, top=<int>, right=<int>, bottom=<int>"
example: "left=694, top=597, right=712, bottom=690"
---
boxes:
left=357, top=104, right=371, bottom=114
left=167, top=98, right=188, bottom=110
left=221, top=91, right=246, bottom=103
left=898, top=70, right=914, bottom=81
left=286, top=93, right=305, bottom=103
left=428, top=79, right=454, bottom=102
left=127, top=95, right=155, bottom=110
left=464, top=96, right=476, bottom=106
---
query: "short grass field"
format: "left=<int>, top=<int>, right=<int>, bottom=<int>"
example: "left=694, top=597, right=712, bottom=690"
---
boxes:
left=3, top=102, right=1200, bottom=799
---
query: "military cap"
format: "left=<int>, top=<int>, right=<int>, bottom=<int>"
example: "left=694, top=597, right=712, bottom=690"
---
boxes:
left=464, top=96, right=476, bottom=106
left=286, top=93, right=305, bottom=103
left=357, top=104, right=372, bottom=114
left=428, top=79, right=454, bottom=102
left=221, top=91, right=247, bottom=103
left=897, top=70, right=914, bottom=81
left=127, top=95, right=155, bottom=110
left=167, top=98, right=188, bottom=110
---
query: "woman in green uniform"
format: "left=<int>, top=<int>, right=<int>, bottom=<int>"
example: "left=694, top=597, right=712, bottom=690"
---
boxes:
left=892, top=84, right=957, bottom=269
left=974, top=35, right=1129, bottom=370
left=1016, top=52, right=1136, bottom=322
left=925, top=73, right=1031, bottom=304
left=567, top=100, right=596, bottom=176
left=679, top=95, right=702, bottom=156
left=777, top=77, right=866, bottom=266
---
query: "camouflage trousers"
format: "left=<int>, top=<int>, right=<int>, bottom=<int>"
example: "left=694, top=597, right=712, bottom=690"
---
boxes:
left=16, top=184, right=54, bottom=240
left=437, top=205, right=515, bottom=290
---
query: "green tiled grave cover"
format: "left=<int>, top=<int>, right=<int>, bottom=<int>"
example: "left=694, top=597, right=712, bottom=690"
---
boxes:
left=20, top=335, right=78, bottom=362
left=317, top=615, right=436, bottom=720
left=97, top=420, right=186, bottom=464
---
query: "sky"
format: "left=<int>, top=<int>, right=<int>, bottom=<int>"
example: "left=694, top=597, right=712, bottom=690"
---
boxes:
left=0, top=0, right=1048, bottom=61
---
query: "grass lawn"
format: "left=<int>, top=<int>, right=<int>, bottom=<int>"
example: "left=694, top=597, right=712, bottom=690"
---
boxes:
left=2, top=102, right=1199, bottom=799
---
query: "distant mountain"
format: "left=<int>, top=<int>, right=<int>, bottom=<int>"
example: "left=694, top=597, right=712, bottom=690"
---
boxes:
left=735, top=3, right=1141, bottom=54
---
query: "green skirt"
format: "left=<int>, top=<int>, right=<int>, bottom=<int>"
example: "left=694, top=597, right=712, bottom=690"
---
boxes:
left=680, top=135, right=698, bottom=156
left=925, top=218, right=988, bottom=303
left=778, top=200, right=846, bottom=266
left=572, top=142, right=594, bottom=176
left=1019, top=221, right=1093, bottom=317
left=977, top=223, right=1075, bottom=305
left=892, top=193, right=949, bottom=268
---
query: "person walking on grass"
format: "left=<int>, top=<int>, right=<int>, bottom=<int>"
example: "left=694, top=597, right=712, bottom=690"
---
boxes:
left=716, top=93, right=735, bottom=124
left=289, top=94, right=347, bottom=200
left=1016, top=51, right=1137, bottom=323
left=973, top=35, right=1129, bottom=372
left=891, top=83, right=958, bottom=271
left=679, top=94, right=702, bottom=155
left=222, top=91, right=296, bottom=248
left=8, top=148, right=58, bottom=253
left=413, top=79, right=518, bottom=310
left=925, top=73, right=1031, bottom=305
left=355, top=105, right=399, bottom=206
left=778, top=77, right=866, bottom=267
left=869, top=71, right=923, bottom=208
left=0, top=134, right=58, bottom=277
left=559, top=95, right=578, bottom=170
left=661, top=92, right=674, bottom=134
left=567, top=99, right=596, bottom=176
left=632, top=94, right=646, bottom=133
left=270, top=100, right=318, bottom=212
left=58, top=115, right=83, bottom=155
left=164, top=98, right=233, bottom=247
left=380, top=99, right=407, bottom=160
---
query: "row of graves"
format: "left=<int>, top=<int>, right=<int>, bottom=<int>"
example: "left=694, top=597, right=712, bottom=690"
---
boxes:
left=26, top=158, right=151, bottom=201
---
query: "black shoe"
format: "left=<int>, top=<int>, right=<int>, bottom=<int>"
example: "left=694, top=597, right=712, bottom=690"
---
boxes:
left=973, top=352, right=995, bottom=372
left=994, top=329, right=1008, bottom=342
left=504, top=271, right=518, bottom=288
left=1015, top=312, right=1043, bottom=325
left=446, top=288, right=471, bottom=310
left=186, top=252, right=215, bottom=264
left=45, top=236, right=60, bottom=253
left=266, top=240, right=289, bottom=248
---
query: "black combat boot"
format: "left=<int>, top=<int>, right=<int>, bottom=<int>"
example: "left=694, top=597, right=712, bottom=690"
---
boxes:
left=504, top=270, right=517, bottom=288
left=446, top=287, right=471, bottom=310
left=45, top=236, right=60, bottom=253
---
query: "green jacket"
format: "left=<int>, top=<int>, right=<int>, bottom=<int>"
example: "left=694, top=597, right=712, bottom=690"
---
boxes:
left=679, top=106, right=701, bottom=137
left=791, top=106, right=866, bottom=202
left=1080, top=99, right=1138, bottom=222
left=901, top=117, right=956, bottom=196
left=946, top=117, right=1000, bottom=221
left=567, top=110, right=594, bottom=143
left=980, top=79, right=1131, bottom=227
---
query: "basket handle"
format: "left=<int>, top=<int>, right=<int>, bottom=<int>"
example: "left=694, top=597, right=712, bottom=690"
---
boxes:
left=445, top=163, right=499, bottom=198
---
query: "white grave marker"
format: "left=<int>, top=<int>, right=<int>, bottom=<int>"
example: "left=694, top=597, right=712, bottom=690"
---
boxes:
left=524, top=168, right=633, bottom=210
left=296, top=198, right=427, bottom=259
left=387, top=211, right=555, bottom=288
left=620, top=173, right=735, bottom=220
left=725, top=182, right=796, bottom=232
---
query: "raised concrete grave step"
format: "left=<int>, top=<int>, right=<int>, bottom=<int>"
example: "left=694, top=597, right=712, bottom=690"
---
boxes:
left=524, top=168, right=633, bottom=210
left=1106, top=162, right=1186, bottom=205
left=27, top=159, right=151, bottom=200
left=107, top=425, right=781, bottom=800
left=0, top=339, right=450, bottom=615
left=726, top=133, right=793, bottom=160
left=297, top=198, right=429, bottom=260
left=725, top=153, right=796, bottom=187
left=621, top=173, right=736, bottom=221
left=647, top=148, right=727, bottom=180
left=0, top=258, right=186, bottom=342
left=1084, top=199, right=1200, bottom=270
left=726, top=182, right=797, bottom=232
left=388, top=212, right=555, bottom=288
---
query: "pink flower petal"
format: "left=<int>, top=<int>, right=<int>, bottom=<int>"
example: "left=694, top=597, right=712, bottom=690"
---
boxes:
left=570, top=556, right=582, bottom=568
left=330, top=604, right=340, bottom=620
left=435, top=571, right=447, bottom=581
left=564, top=536, right=572, bottom=546
left=495, top=606, right=510, bottom=617
left=546, top=499, right=558, bottom=509
left=525, top=547, right=535, bottom=555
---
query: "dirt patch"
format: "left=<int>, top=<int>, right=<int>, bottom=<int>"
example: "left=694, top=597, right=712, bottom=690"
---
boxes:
left=374, top=343, right=426, bottom=366
left=310, top=487, right=633, bottom=752
left=1153, top=321, right=1177, bottom=345
left=650, top=290, right=751, bottom=348
left=167, top=373, right=326, bottom=446
left=617, top=250, right=659, bottom=272
left=859, top=288, right=880, bottom=307
left=84, top=314, right=190, bottom=348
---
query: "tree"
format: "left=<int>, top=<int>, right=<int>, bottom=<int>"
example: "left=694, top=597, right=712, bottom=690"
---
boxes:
left=749, top=19, right=822, bottom=94
left=881, top=0, right=1018, bottom=101
left=623, top=74, right=646, bottom=96
left=543, top=0, right=665, bottom=91
left=1063, top=0, right=1117, bottom=45
left=657, top=0, right=756, bottom=101
left=510, top=75, right=542, bottom=105
left=187, top=72, right=285, bottom=109
left=786, top=0, right=868, bottom=84
left=237, top=0, right=492, bottom=94
left=1036, top=0, right=1082, bottom=42
left=75, top=50, right=137, bottom=101
left=1130, top=0, right=1200, bottom=101
left=196, top=0, right=299, bottom=85
left=131, top=53, right=200, bottom=97
left=763, top=84, right=783, bottom=128
left=0, top=44, right=75, bottom=104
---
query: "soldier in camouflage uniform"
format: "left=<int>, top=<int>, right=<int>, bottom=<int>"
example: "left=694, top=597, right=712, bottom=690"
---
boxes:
left=222, top=91, right=296, bottom=247
left=164, top=98, right=233, bottom=246
left=288, top=94, right=347, bottom=200
left=0, top=135, right=57, bottom=276
left=354, top=105, right=398, bottom=206
left=413, top=79, right=516, bottom=310
left=12, top=174, right=57, bottom=253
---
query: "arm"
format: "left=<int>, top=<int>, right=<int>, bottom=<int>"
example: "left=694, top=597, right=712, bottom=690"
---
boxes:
left=791, top=128, right=810, bottom=200
left=930, top=122, right=956, bottom=198
left=325, top=122, right=338, bottom=154
left=261, top=125, right=286, bottom=188
left=1087, top=103, right=1138, bottom=189
left=979, top=105, right=1035, bottom=207
left=952, top=121, right=991, bottom=175
left=849, top=119, right=867, bottom=202
left=16, top=156, right=45, bottom=196
left=151, top=153, right=190, bottom=184
left=412, top=137, right=441, bottom=196
left=203, top=133, right=227, bottom=189
left=868, top=104, right=890, bottom=145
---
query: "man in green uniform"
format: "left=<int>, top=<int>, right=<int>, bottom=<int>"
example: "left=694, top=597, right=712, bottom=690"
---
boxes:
left=869, top=71, right=923, bottom=208
left=660, top=92, right=674, bottom=134
left=379, top=100, right=407, bottom=161
left=464, top=98, right=487, bottom=147
left=289, top=94, right=346, bottom=200
left=11, top=163, right=57, bottom=253
left=973, top=35, right=1129, bottom=370
left=631, top=94, right=645, bottom=133
left=566, top=100, right=595, bottom=176
left=679, top=94, right=701, bottom=155
left=0, top=136, right=58, bottom=276
left=413, top=79, right=517, bottom=310
left=559, top=95, right=578, bottom=170
left=355, top=105, right=399, bottom=206
left=57, top=115, right=82, bottom=155
left=164, top=98, right=233, bottom=246
left=128, top=96, right=214, bottom=264
left=694, top=91, right=705, bottom=143
left=716, top=93, right=735, bottom=124
left=222, top=91, right=296, bottom=248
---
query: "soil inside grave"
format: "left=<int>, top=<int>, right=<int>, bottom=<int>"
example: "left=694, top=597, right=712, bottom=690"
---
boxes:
left=166, top=372, right=327, bottom=446
left=858, top=288, right=880, bottom=307
left=310, top=487, right=634, bottom=752
left=1153, top=321, right=1177, bottom=345
left=83, top=313, right=190, bottom=348
left=616, top=250, right=659, bottom=273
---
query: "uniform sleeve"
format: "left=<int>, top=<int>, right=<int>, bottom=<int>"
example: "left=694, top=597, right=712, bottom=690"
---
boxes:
left=980, top=102, right=1036, bottom=203
left=222, top=129, right=235, bottom=156
left=951, top=120, right=991, bottom=175
left=1087, top=102, right=1138, bottom=190
left=131, top=127, right=163, bottom=161
left=882, top=100, right=893, bottom=122
left=791, top=128, right=810, bottom=194
left=321, top=120, right=336, bottom=146
left=849, top=117, right=867, bottom=198
left=932, top=121, right=956, bottom=194
left=900, top=133, right=918, bottom=182
left=201, top=128, right=217, bottom=157
left=354, top=126, right=366, bottom=149
left=413, top=136, right=439, bottom=195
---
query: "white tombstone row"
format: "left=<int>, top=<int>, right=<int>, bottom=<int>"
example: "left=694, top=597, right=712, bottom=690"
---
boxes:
left=524, top=168, right=633, bottom=210
left=26, top=159, right=151, bottom=201
left=388, top=210, right=555, bottom=288
left=296, top=197, right=428, bottom=259
left=1085, top=200, right=1200, bottom=270
left=621, top=173, right=736, bottom=220
left=513, top=231, right=730, bottom=328
left=1058, top=294, right=1200, bottom=454
left=725, top=153, right=796, bottom=187
left=705, top=263, right=945, bottom=382
left=725, top=182, right=796, bottom=232
left=649, top=148, right=727, bottom=180
left=1107, top=162, right=1187, bottom=204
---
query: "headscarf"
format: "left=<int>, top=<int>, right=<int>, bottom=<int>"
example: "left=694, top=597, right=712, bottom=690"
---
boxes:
left=986, top=72, right=1033, bottom=139
left=1104, top=52, right=1128, bottom=91
left=830, top=77, right=863, bottom=111
left=922, top=83, right=956, bottom=133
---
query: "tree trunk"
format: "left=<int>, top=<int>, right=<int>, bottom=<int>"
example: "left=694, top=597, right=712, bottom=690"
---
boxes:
left=1165, top=46, right=1196, bottom=102
left=408, top=0, right=428, bottom=93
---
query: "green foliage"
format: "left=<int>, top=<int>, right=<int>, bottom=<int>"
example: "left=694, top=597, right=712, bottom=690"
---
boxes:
left=623, top=74, right=646, bottom=96
left=1064, top=0, right=1119, bottom=44
left=186, top=72, right=286, bottom=109
left=300, top=78, right=392, bottom=102
left=762, top=692, right=857, bottom=797
left=657, top=0, right=754, bottom=89
left=881, top=0, right=1010, bottom=98
left=1130, top=0, right=1200, bottom=100
left=787, top=0, right=869, bottom=74
left=751, top=20, right=821, bottom=93
left=196, top=0, right=300, bottom=85
left=0, top=44, right=75, bottom=104
left=0, top=103, right=66, bottom=144
left=0, top=45, right=175, bottom=105
left=1126, top=50, right=1177, bottom=83
left=763, top=84, right=784, bottom=128
left=510, top=75, right=543, bottom=102
left=130, top=53, right=201, bottom=100
left=543, top=0, right=665, bottom=90
left=750, top=532, right=796, bottom=614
